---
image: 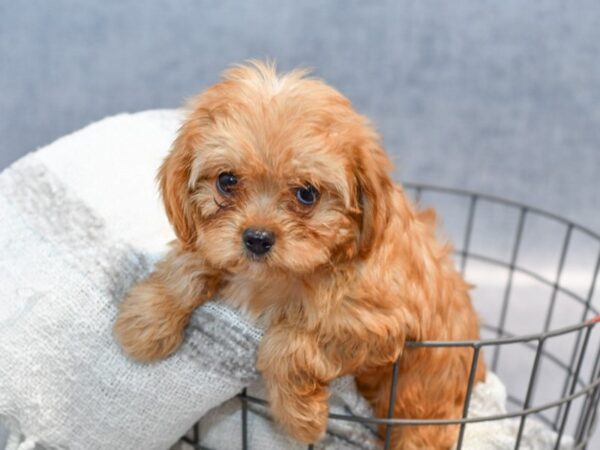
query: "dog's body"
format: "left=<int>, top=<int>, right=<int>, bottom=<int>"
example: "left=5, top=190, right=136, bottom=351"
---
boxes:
left=114, top=62, right=485, bottom=449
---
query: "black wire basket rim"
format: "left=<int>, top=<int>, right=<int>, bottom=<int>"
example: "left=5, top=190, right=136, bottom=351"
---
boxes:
left=403, top=182, right=600, bottom=241
left=405, top=316, right=600, bottom=349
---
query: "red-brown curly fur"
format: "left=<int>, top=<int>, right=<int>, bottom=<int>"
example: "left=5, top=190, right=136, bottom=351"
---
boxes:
left=114, top=61, right=485, bottom=449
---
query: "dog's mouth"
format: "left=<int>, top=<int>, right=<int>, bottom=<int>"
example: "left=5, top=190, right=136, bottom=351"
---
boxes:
left=243, top=250, right=270, bottom=262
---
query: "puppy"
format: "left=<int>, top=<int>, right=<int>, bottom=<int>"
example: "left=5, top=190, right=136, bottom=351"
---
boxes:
left=114, top=61, right=485, bottom=449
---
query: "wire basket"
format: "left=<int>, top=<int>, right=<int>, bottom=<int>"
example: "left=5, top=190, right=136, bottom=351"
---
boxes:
left=181, top=184, right=600, bottom=450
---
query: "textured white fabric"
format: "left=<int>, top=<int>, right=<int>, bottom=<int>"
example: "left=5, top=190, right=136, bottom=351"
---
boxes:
left=0, top=110, right=262, bottom=450
left=459, top=373, right=573, bottom=450
left=0, top=110, right=572, bottom=450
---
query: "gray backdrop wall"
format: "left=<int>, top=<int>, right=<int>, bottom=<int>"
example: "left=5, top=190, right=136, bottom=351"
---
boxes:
left=1, top=0, right=599, bottom=231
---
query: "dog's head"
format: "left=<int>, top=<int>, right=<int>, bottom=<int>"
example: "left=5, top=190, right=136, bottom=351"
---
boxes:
left=160, top=61, right=394, bottom=276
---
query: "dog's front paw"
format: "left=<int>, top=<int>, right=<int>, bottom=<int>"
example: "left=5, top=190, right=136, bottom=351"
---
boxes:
left=113, top=284, right=188, bottom=362
left=284, top=403, right=329, bottom=444
left=270, top=386, right=329, bottom=444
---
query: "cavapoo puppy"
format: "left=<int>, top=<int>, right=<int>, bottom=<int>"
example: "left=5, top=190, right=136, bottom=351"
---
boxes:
left=114, top=61, right=485, bottom=449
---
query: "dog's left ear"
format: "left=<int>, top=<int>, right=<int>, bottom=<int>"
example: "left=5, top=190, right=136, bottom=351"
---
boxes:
left=354, top=138, right=395, bottom=257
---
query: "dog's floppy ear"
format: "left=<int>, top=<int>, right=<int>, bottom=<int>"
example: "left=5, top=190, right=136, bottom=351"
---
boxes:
left=158, top=123, right=198, bottom=250
left=354, top=139, right=395, bottom=257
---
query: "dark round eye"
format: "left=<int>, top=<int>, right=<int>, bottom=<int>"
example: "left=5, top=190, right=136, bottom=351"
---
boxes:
left=295, top=184, right=319, bottom=205
left=217, top=172, right=238, bottom=195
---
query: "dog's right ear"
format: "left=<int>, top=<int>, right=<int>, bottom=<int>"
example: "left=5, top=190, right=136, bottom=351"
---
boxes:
left=160, top=80, right=232, bottom=250
left=159, top=123, right=198, bottom=250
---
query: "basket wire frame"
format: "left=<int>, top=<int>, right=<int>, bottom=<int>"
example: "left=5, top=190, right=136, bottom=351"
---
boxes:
left=181, top=184, right=600, bottom=450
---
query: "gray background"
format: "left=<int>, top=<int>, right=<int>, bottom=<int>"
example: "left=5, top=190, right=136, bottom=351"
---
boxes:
left=1, top=0, right=599, bottom=230
left=1, top=1, right=600, bottom=448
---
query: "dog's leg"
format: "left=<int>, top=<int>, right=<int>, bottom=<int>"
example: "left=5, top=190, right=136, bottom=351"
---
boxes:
left=114, top=248, right=219, bottom=362
left=257, top=326, right=335, bottom=444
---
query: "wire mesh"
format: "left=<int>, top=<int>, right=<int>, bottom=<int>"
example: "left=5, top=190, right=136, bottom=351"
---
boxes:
left=180, top=184, right=600, bottom=450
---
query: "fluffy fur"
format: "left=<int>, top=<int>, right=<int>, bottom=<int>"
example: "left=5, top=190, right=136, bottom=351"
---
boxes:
left=114, top=61, right=485, bottom=449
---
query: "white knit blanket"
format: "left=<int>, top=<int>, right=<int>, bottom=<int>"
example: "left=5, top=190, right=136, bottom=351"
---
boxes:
left=0, top=110, right=571, bottom=450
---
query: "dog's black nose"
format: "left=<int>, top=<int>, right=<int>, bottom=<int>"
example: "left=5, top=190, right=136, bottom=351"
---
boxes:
left=243, top=228, right=275, bottom=256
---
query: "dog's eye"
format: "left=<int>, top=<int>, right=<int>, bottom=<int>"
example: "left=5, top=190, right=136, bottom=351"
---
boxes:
left=295, top=184, right=319, bottom=205
left=217, top=172, right=238, bottom=195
